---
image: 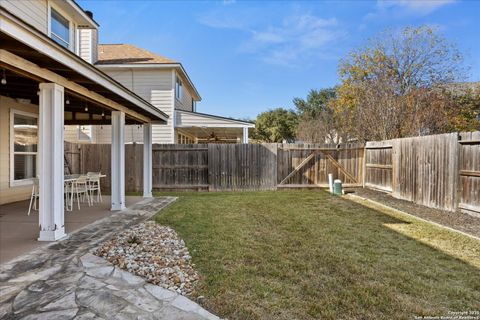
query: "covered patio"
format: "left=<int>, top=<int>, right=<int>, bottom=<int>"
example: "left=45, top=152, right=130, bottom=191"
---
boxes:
left=0, top=196, right=144, bottom=263
left=175, top=109, right=255, bottom=143
left=0, top=8, right=167, bottom=251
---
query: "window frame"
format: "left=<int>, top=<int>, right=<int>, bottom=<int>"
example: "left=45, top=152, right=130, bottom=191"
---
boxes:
left=10, top=109, right=39, bottom=187
left=175, top=76, right=183, bottom=100
left=78, top=125, right=93, bottom=142
left=48, top=4, right=75, bottom=51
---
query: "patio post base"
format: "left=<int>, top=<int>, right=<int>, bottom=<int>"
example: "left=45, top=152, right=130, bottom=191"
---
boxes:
left=111, top=204, right=126, bottom=211
left=38, top=228, right=67, bottom=241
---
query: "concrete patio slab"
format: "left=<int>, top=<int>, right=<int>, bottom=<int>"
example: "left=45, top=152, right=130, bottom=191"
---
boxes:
left=0, top=196, right=143, bottom=263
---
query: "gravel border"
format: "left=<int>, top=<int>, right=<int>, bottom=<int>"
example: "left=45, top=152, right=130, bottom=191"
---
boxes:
left=351, top=188, right=480, bottom=238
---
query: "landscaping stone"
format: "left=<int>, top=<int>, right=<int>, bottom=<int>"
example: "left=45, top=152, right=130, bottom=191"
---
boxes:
left=0, top=197, right=220, bottom=320
left=93, top=221, right=199, bottom=296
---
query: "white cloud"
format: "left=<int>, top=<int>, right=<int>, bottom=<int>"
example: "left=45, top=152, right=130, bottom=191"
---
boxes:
left=198, top=11, right=344, bottom=66
left=381, top=0, right=456, bottom=14
left=366, top=0, right=456, bottom=21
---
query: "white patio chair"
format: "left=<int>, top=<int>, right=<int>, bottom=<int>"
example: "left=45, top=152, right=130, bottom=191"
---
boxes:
left=64, top=180, right=74, bottom=211
left=87, top=172, right=102, bottom=203
left=71, top=175, right=91, bottom=210
left=27, top=178, right=39, bottom=216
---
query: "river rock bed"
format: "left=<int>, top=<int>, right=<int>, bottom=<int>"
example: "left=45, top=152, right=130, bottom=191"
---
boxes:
left=93, top=221, right=199, bottom=296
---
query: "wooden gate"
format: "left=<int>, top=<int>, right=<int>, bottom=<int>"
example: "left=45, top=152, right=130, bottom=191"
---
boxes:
left=276, top=143, right=364, bottom=188
left=458, top=132, right=480, bottom=215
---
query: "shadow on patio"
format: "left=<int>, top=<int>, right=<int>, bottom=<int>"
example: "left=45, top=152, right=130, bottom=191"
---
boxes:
left=0, top=196, right=144, bottom=264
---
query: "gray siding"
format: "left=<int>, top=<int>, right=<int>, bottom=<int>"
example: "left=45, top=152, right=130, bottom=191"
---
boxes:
left=100, top=68, right=175, bottom=143
left=174, top=71, right=194, bottom=112
left=1, top=0, right=48, bottom=34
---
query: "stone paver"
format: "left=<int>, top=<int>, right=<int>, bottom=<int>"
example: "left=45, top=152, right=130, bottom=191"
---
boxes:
left=0, top=197, right=220, bottom=320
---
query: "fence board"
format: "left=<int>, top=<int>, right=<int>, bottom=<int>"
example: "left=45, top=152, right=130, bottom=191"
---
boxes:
left=458, top=131, right=480, bottom=215
left=365, top=141, right=393, bottom=192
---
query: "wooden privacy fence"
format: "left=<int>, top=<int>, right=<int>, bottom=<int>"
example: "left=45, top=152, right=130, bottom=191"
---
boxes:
left=150, top=143, right=363, bottom=191
left=65, top=130, right=479, bottom=215
left=65, top=142, right=365, bottom=192
left=365, top=131, right=479, bottom=215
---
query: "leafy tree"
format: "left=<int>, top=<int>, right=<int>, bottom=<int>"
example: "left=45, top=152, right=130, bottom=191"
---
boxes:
left=293, top=88, right=348, bottom=143
left=443, top=85, right=480, bottom=132
left=251, top=108, right=298, bottom=142
left=293, top=88, right=336, bottom=119
left=335, top=25, right=467, bottom=141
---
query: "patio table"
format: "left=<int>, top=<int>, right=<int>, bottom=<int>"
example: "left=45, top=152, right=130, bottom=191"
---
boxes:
left=64, top=174, right=107, bottom=182
left=65, top=174, right=107, bottom=210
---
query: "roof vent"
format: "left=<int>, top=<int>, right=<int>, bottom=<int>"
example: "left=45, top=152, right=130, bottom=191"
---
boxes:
left=85, top=10, right=94, bottom=19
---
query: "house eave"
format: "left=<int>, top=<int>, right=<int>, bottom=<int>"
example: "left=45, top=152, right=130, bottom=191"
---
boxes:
left=0, top=7, right=167, bottom=123
left=96, top=63, right=202, bottom=101
left=175, top=109, right=255, bottom=128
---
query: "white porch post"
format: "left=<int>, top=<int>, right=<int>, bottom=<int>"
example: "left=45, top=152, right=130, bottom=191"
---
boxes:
left=143, top=123, right=153, bottom=198
left=242, top=127, right=249, bottom=144
left=111, top=111, right=126, bottom=210
left=38, top=83, right=66, bottom=241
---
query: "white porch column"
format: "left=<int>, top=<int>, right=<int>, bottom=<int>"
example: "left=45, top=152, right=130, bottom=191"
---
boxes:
left=143, top=123, right=153, bottom=198
left=38, top=83, right=66, bottom=241
left=242, top=127, right=249, bottom=144
left=111, top=111, right=126, bottom=210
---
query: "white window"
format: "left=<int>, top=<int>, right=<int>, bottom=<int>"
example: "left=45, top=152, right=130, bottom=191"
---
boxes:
left=78, top=125, right=92, bottom=142
left=50, top=7, right=70, bottom=48
left=175, top=77, right=183, bottom=100
left=10, top=110, right=38, bottom=186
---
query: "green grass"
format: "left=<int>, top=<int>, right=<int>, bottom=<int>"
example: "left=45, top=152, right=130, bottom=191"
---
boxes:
left=153, top=190, right=480, bottom=320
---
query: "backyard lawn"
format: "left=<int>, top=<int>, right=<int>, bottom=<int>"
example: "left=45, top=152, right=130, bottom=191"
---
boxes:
left=153, top=190, right=480, bottom=320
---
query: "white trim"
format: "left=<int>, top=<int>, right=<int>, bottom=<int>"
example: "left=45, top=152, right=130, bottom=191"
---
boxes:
left=38, top=83, right=66, bottom=241
left=0, top=10, right=168, bottom=122
left=143, top=123, right=153, bottom=198
left=171, top=70, right=177, bottom=143
left=65, top=0, right=98, bottom=27
left=48, top=4, right=74, bottom=51
left=9, top=108, right=38, bottom=187
left=175, top=109, right=255, bottom=128
left=111, top=111, right=126, bottom=211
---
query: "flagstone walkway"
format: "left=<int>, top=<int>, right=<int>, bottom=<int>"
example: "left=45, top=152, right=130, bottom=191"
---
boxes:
left=0, top=197, right=220, bottom=320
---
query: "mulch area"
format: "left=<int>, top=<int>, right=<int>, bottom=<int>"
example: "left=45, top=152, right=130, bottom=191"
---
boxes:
left=351, top=188, right=480, bottom=239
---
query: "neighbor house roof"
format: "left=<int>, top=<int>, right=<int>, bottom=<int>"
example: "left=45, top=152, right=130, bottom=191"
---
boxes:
left=96, top=44, right=201, bottom=101
left=96, top=44, right=177, bottom=65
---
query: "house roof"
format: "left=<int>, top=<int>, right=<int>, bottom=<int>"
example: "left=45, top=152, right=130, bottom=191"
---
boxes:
left=96, top=44, right=201, bottom=101
left=97, top=44, right=177, bottom=65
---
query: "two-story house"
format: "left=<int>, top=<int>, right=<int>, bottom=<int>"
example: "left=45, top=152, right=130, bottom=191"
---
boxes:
left=66, top=43, right=254, bottom=144
left=0, top=0, right=167, bottom=240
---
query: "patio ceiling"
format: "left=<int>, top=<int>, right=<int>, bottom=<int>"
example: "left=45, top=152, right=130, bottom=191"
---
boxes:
left=0, top=8, right=168, bottom=124
left=0, top=68, right=141, bottom=124
left=179, top=126, right=252, bottom=142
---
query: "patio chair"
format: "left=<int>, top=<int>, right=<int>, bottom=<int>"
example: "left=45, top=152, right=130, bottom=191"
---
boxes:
left=71, top=175, right=91, bottom=210
left=87, top=172, right=102, bottom=203
left=27, top=178, right=39, bottom=216
left=64, top=180, right=74, bottom=211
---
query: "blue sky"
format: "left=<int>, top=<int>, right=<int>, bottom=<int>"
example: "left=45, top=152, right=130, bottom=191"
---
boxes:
left=79, top=0, right=480, bottom=119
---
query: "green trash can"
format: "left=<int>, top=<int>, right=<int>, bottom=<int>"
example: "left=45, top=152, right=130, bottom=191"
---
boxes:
left=333, top=179, right=343, bottom=195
